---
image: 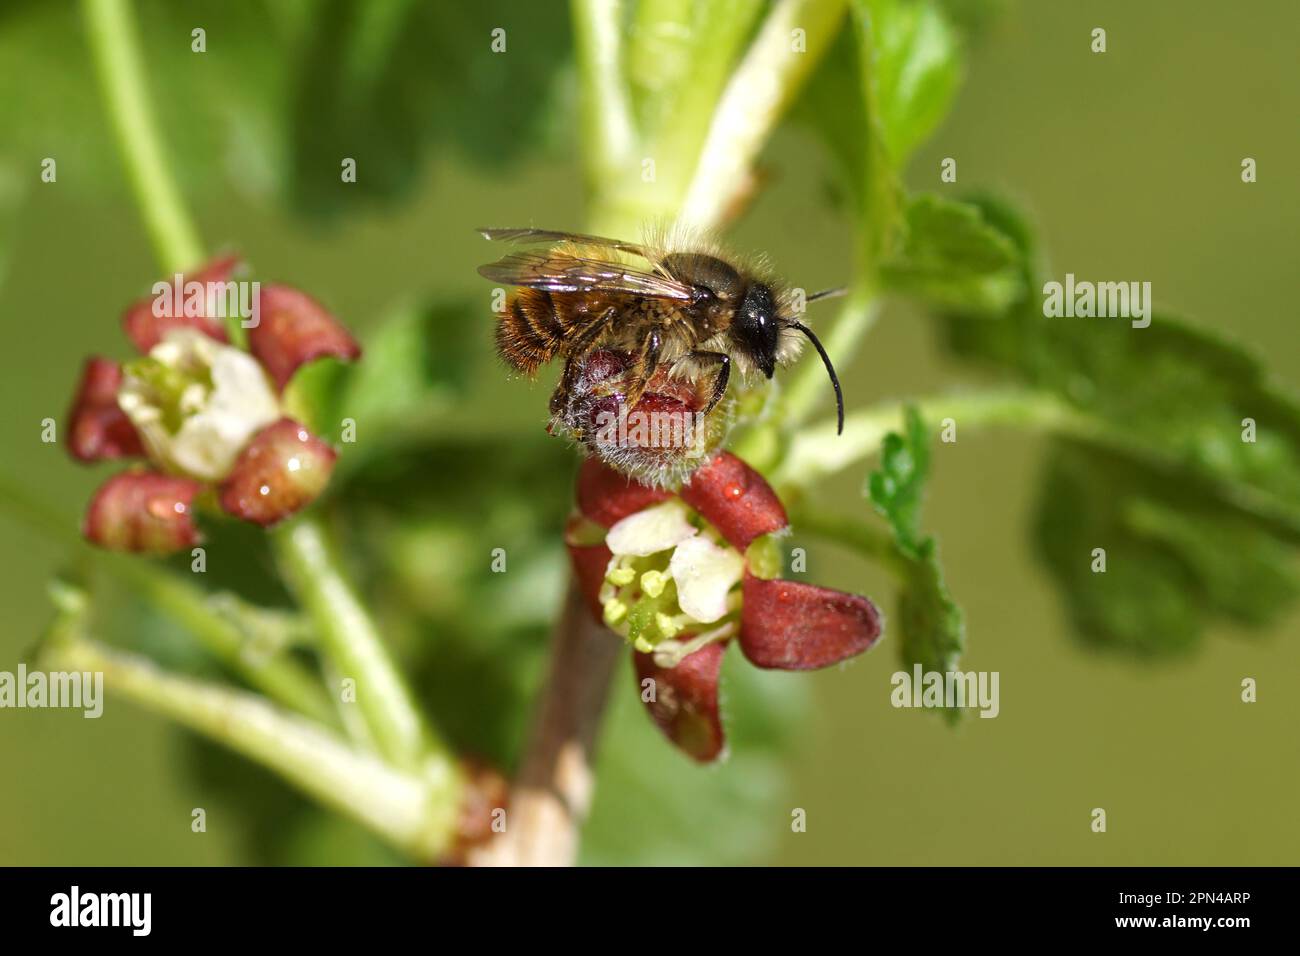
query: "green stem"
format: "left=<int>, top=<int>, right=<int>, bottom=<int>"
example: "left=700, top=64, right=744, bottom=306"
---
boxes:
left=750, top=0, right=901, bottom=457
left=848, top=1, right=904, bottom=278
left=774, top=388, right=1089, bottom=488
left=787, top=503, right=909, bottom=576
left=271, top=514, right=439, bottom=772
left=583, top=0, right=847, bottom=234
left=678, top=0, right=848, bottom=229
left=621, top=0, right=765, bottom=222
left=82, top=0, right=203, bottom=275
left=44, top=631, right=458, bottom=862
left=81, top=0, right=463, bottom=857
left=572, top=0, right=638, bottom=208
left=106, top=558, right=335, bottom=724
left=665, top=0, right=857, bottom=468
left=0, top=480, right=332, bottom=722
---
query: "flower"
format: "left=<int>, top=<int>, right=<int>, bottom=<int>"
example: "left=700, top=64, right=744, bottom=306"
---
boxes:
left=117, top=328, right=281, bottom=481
left=566, top=451, right=884, bottom=762
left=67, top=255, right=361, bottom=551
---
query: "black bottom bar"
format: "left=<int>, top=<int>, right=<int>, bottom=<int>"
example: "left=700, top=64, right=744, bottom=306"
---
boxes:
left=0, top=867, right=1282, bottom=941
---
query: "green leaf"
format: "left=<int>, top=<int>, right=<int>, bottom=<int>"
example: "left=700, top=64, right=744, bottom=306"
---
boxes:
left=0, top=0, right=296, bottom=203
left=286, top=0, right=571, bottom=218
left=942, top=197, right=1300, bottom=534
left=862, top=0, right=963, bottom=163
left=866, top=407, right=966, bottom=717
left=625, top=0, right=764, bottom=193
left=897, top=537, right=965, bottom=686
left=795, top=2, right=962, bottom=276
left=938, top=195, right=1300, bottom=654
left=3, top=2, right=567, bottom=218
left=791, top=14, right=899, bottom=267
left=285, top=299, right=479, bottom=454
left=880, top=193, right=1025, bottom=313
left=867, top=404, right=930, bottom=557
left=1035, top=442, right=1300, bottom=656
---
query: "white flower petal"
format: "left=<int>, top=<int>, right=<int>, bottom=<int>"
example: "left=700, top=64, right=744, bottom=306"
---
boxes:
left=170, top=345, right=278, bottom=479
left=669, top=535, right=744, bottom=624
left=119, top=329, right=280, bottom=482
left=605, top=500, right=698, bottom=557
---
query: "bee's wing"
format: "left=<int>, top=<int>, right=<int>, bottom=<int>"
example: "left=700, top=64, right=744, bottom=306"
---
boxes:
left=477, top=251, right=695, bottom=301
left=478, top=227, right=652, bottom=260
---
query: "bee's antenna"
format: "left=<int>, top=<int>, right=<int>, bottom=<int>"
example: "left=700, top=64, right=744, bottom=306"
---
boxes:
left=806, top=286, right=847, bottom=304
left=791, top=321, right=844, bottom=435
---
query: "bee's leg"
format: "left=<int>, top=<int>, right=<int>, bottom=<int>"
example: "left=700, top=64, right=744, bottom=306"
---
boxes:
left=550, top=354, right=581, bottom=417
left=688, top=350, right=732, bottom=414
left=622, top=329, right=663, bottom=410
left=550, top=309, right=618, bottom=420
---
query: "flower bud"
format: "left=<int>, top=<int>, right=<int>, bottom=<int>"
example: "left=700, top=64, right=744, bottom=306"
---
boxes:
left=218, top=418, right=337, bottom=526
left=83, top=471, right=204, bottom=553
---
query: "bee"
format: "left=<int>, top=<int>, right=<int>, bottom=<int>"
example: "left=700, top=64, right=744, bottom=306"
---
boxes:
left=477, top=227, right=845, bottom=434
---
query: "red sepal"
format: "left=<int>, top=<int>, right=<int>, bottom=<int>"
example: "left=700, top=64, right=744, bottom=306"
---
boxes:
left=739, top=572, right=883, bottom=670
left=122, top=255, right=240, bottom=352
left=66, top=357, right=144, bottom=461
left=632, top=641, right=727, bottom=763
left=678, top=452, right=788, bottom=550
left=565, top=529, right=614, bottom=622
left=575, top=456, right=671, bottom=529
left=248, top=285, right=360, bottom=391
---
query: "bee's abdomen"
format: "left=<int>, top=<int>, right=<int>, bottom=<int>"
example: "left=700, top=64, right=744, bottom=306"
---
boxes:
left=496, top=289, right=569, bottom=374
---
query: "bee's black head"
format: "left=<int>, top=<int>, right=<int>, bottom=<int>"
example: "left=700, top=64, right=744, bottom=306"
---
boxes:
left=731, top=281, right=779, bottom=378
left=734, top=281, right=847, bottom=436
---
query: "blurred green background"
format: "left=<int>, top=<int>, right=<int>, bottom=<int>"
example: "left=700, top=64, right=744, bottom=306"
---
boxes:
left=1, top=0, right=1296, bottom=865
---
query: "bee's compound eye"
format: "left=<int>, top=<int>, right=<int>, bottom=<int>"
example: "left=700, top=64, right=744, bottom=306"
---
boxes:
left=733, top=282, right=779, bottom=378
